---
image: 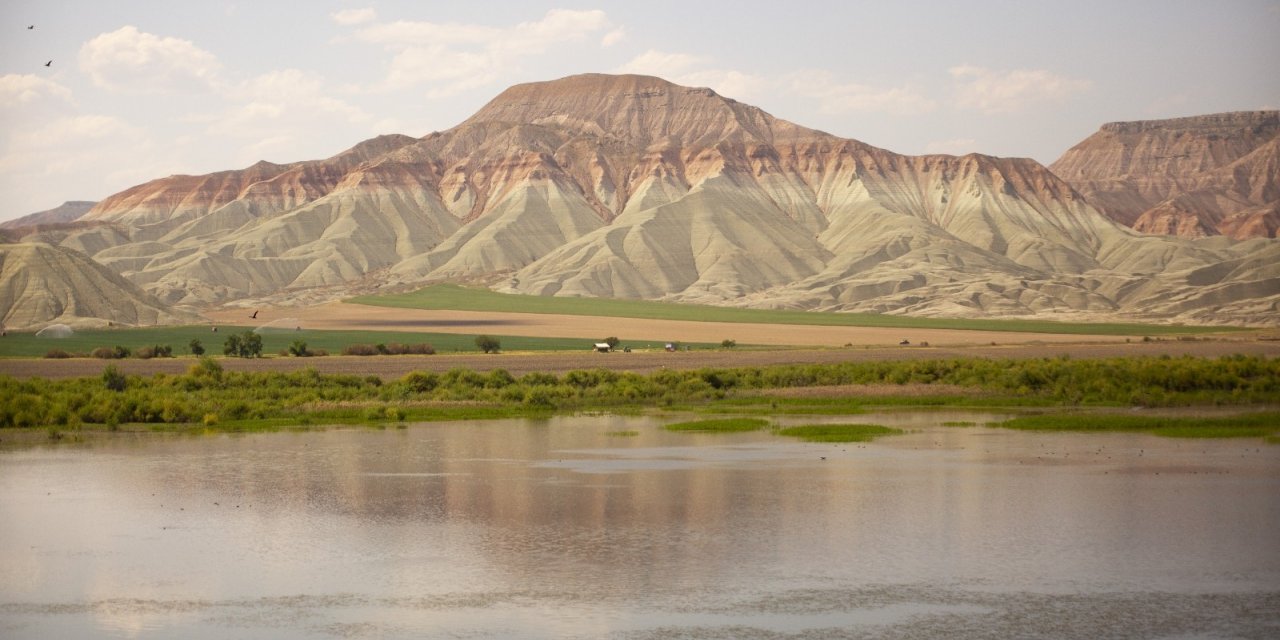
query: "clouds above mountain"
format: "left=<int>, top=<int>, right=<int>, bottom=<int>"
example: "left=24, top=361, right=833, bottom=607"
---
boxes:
left=78, top=26, right=222, bottom=93
left=347, top=9, right=614, bottom=96
left=950, top=65, right=1092, bottom=114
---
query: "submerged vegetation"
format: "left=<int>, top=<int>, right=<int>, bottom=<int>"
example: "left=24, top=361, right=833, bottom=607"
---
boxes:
left=665, top=417, right=770, bottom=432
left=996, top=411, right=1280, bottom=439
left=0, top=355, right=1276, bottom=439
left=775, top=424, right=904, bottom=442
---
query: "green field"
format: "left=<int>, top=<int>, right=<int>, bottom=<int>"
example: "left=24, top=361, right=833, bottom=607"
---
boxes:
left=348, top=284, right=1231, bottom=336
left=0, top=325, right=724, bottom=358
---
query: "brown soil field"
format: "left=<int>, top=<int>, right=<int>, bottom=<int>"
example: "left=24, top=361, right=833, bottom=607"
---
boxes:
left=2, top=338, right=1275, bottom=381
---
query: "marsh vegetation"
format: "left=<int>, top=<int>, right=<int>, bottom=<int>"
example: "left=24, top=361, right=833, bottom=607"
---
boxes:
left=0, top=355, right=1274, bottom=441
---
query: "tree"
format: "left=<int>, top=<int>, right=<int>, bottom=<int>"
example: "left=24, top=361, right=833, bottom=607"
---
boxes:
left=223, top=330, right=263, bottom=358
left=604, top=336, right=621, bottom=349
left=475, top=335, right=501, bottom=354
left=188, top=339, right=205, bottom=356
left=721, top=339, right=737, bottom=349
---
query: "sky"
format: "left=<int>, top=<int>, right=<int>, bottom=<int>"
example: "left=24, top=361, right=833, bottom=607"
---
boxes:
left=2, top=0, right=1278, bottom=221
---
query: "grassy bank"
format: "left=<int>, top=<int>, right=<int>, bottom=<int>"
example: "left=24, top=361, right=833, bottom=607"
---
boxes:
left=348, top=284, right=1232, bottom=336
left=1, top=355, right=1275, bottom=440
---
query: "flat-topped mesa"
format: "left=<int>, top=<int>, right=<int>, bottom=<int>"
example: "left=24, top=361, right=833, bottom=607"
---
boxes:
left=462, top=73, right=819, bottom=146
left=1051, top=110, right=1280, bottom=238
left=1099, top=111, right=1279, bottom=136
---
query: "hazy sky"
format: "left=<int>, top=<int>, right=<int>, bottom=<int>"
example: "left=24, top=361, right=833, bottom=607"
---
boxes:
left=2, top=0, right=1278, bottom=221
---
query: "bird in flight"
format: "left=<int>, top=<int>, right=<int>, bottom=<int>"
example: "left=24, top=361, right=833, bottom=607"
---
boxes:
left=28, top=25, right=34, bottom=30
left=251, top=310, right=259, bottom=319
left=44, top=60, right=52, bottom=67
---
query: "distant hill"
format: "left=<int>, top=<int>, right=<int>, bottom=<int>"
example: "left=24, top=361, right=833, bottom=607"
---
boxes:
left=1051, top=111, right=1279, bottom=239
left=1, top=201, right=96, bottom=230
left=3, top=74, right=1277, bottom=328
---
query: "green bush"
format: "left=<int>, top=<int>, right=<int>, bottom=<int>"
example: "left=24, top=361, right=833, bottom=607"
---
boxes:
left=102, top=365, right=127, bottom=392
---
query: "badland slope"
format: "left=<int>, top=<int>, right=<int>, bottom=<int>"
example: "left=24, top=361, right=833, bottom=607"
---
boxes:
left=5, top=75, right=1278, bottom=327
left=0, top=242, right=194, bottom=330
left=1050, top=111, right=1279, bottom=239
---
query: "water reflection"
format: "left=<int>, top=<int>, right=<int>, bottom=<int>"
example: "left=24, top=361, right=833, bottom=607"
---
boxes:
left=1, top=412, right=1277, bottom=638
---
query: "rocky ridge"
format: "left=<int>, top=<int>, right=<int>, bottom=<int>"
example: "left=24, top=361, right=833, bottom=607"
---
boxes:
left=3, top=74, right=1277, bottom=329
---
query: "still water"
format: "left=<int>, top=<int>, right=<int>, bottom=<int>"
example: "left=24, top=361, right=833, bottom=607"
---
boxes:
left=2, top=412, right=1278, bottom=639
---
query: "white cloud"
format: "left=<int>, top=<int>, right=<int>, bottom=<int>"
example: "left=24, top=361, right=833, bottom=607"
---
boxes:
left=601, top=27, right=626, bottom=47
left=0, top=74, right=72, bottom=107
left=197, top=69, right=376, bottom=162
left=13, top=115, right=138, bottom=146
left=787, top=69, right=936, bottom=115
left=78, top=26, right=222, bottom=93
left=349, top=9, right=613, bottom=93
left=614, top=50, right=708, bottom=77
left=331, top=7, right=377, bottom=26
left=613, top=50, right=765, bottom=100
left=924, top=138, right=978, bottom=155
left=950, top=65, right=1091, bottom=114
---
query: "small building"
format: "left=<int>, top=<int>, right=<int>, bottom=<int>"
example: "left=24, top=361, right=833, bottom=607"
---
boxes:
left=593, top=342, right=612, bottom=353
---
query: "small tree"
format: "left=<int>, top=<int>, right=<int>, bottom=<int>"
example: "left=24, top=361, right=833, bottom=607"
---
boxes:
left=604, top=336, right=621, bottom=349
left=223, top=333, right=242, bottom=357
left=721, top=339, right=736, bottom=349
left=475, top=335, right=501, bottom=354
left=189, top=338, right=205, bottom=356
left=241, top=331, right=263, bottom=358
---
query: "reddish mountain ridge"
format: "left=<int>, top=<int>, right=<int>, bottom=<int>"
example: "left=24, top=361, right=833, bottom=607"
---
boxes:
left=1050, top=111, right=1279, bottom=239
left=4, top=74, right=1277, bottom=328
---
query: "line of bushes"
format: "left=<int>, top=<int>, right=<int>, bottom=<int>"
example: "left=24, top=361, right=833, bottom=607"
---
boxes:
left=341, top=342, right=436, bottom=356
left=1, top=354, right=1276, bottom=430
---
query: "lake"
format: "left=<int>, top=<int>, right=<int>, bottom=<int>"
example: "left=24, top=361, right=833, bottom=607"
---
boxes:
left=2, top=412, right=1278, bottom=638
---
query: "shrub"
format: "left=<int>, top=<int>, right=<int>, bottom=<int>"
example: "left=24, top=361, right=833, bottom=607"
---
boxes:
left=113, top=345, right=131, bottom=359
left=102, top=365, right=127, bottom=392
left=475, top=335, right=501, bottom=354
left=401, top=371, right=439, bottom=393
left=288, top=340, right=312, bottom=357
left=189, top=339, right=205, bottom=356
left=44, top=348, right=72, bottom=359
left=342, top=344, right=379, bottom=356
left=721, top=339, right=736, bottom=348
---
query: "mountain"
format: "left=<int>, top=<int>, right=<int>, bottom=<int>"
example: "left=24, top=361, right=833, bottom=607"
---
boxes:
left=0, top=242, right=195, bottom=330
left=1, top=201, right=96, bottom=230
left=1050, top=111, right=1279, bottom=239
left=4, top=74, right=1278, bottom=327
